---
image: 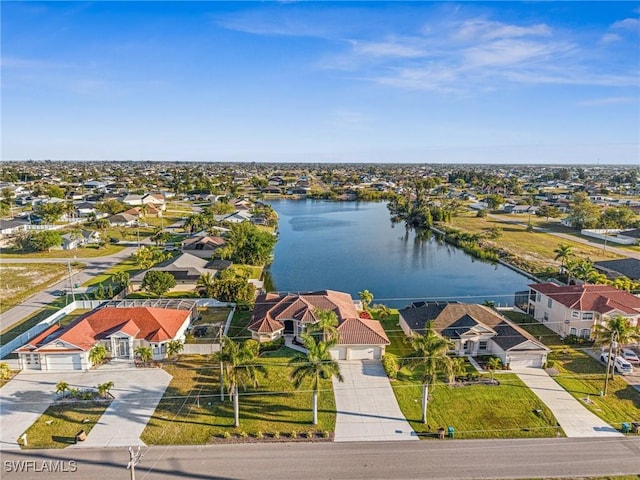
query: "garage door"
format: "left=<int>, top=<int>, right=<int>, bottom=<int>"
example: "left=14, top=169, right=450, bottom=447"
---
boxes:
left=46, top=354, right=82, bottom=371
left=509, top=355, right=542, bottom=368
left=348, top=347, right=374, bottom=360
left=330, top=347, right=347, bottom=361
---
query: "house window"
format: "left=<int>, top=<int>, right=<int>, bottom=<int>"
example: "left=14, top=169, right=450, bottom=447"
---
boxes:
left=570, top=327, right=577, bottom=336
left=536, top=293, right=541, bottom=302
left=571, top=311, right=580, bottom=318
left=580, top=328, right=591, bottom=339
left=547, top=298, right=553, bottom=308
left=582, top=313, right=594, bottom=320
left=153, top=344, right=159, bottom=355
left=479, top=341, right=488, bottom=351
left=543, top=312, right=549, bottom=322
left=161, top=344, right=166, bottom=353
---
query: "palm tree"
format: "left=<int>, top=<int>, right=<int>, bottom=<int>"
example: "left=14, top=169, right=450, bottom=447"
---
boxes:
left=289, top=334, right=344, bottom=425
left=166, top=340, right=184, bottom=360
left=96, top=381, right=114, bottom=399
left=574, top=259, right=595, bottom=282
left=56, top=381, right=69, bottom=399
left=212, top=336, right=237, bottom=401
left=307, top=309, right=339, bottom=342
left=358, top=289, right=374, bottom=312
left=224, top=340, right=266, bottom=428
left=553, top=244, right=574, bottom=276
left=88, top=344, right=107, bottom=366
left=486, top=357, right=502, bottom=382
left=135, top=345, right=153, bottom=366
left=594, top=316, right=640, bottom=395
left=196, top=272, right=216, bottom=297
left=404, top=321, right=454, bottom=424
left=375, top=304, right=392, bottom=320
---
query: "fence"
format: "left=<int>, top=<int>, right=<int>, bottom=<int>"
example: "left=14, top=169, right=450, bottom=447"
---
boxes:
left=0, top=300, right=108, bottom=359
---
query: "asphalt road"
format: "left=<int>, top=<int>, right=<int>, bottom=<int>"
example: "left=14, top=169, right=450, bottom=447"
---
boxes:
left=1, top=437, right=640, bottom=479
left=1, top=247, right=136, bottom=332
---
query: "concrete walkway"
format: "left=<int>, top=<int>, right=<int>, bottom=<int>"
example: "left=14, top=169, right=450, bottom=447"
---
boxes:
left=512, top=367, right=623, bottom=438
left=0, top=362, right=171, bottom=450
left=333, top=360, right=418, bottom=442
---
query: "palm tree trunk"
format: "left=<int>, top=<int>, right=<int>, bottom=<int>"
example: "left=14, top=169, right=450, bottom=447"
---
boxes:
left=312, top=389, right=318, bottom=425
left=220, top=360, right=225, bottom=401
left=233, top=385, right=240, bottom=428
left=422, top=383, right=428, bottom=424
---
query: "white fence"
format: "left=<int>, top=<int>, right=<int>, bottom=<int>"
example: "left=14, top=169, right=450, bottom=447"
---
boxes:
left=183, top=343, right=220, bottom=355
left=0, top=300, right=109, bottom=360
left=581, top=229, right=638, bottom=245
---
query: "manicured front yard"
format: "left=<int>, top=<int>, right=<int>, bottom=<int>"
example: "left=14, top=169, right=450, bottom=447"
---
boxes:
left=504, top=310, right=640, bottom=428
left=21, top=401, right=110, bottom=449
left=141, top=350, right=336, bottom=445
left=380, top=312, right=562, bottom=439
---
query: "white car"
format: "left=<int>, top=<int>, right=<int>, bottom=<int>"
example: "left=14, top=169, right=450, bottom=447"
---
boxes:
left=600, top=352, right=634, bottom=375
left=621, top=348, right=640, bottom=365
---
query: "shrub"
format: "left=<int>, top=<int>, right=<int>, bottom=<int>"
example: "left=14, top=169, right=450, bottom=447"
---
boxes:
left=290, top=431, right=297, bottom=439
left=259, top=337, right=284, bottom=353
left=273, top=431, right=280, bottom=439
left=323, top=430, right=331, bottom=439
left=238, top=431, right=248, bottom=438
left=381, top=355, right=398, bottom=380
left=304, top=431, right=313, bottom=439
left=255, top=431, right=263, bottom=439
left=222, top=431, right=231, bottom=439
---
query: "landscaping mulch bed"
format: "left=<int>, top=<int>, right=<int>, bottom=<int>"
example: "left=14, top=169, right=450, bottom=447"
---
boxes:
left=209, top=431, right=333, bottom=444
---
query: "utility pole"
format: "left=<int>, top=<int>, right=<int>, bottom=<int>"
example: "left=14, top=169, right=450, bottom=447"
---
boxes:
left=67, top=260, right=76, bottom=303
left=219, top=326, right=225, bottom=401
left=127, top=446, right=143, bottom=480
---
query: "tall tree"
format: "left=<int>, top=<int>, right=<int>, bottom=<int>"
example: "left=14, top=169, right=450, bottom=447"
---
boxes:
left=593, top=316, right=640, bottom=395
left=358, top=289, right=374, bottom=312
left=289, top=334, right=344, bottom=425
left=553, top=244, right=574, bottom=275
left=166, top=340, right=184, bottom=360
left=404, top=322, right=454, bottom=424
left=141, top=270, right=176, bottom=296
left=307, top=309, right=339, bottom=342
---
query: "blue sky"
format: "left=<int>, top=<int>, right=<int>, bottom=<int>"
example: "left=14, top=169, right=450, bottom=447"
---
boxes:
left=2, top=1, right=639, bottom=164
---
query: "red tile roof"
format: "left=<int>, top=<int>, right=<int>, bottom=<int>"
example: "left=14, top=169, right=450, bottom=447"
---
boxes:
left=249, top=290, right=389, bottom=346
left=17, top=307, right=191, bottom=353
left=529, top=283, right=640, bottom=315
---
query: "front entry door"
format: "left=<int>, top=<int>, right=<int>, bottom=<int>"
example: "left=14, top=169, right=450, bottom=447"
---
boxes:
left=118, top=338, right=130, bottom=358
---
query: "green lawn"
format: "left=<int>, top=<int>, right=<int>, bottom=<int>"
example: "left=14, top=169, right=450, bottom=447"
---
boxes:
left=0, top=263, right=69, bottom=314
left=0, top=299, right=67, bottom=347
left=504, top=310, right=640, bottom=428
left=83, top=257, right=141, bottom=287
left=379, top=311, right=562, bottom=439
left=227, top=308, right=253, bottom=341
left=21, top=401, right=110, bottom=449
left=141, top=350, right=336, bottom=444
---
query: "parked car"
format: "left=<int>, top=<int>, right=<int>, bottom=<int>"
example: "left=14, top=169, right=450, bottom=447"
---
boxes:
left=621, top=348, right=640, bottom=365
left=600, top=352, right=634, bottom=375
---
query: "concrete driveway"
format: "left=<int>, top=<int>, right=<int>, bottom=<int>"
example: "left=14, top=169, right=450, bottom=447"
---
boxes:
left=512, top=367, right=623, bottom=438
left=0, top=361, right=171, bottom=450
left=333, top=360, right=418, bottom=442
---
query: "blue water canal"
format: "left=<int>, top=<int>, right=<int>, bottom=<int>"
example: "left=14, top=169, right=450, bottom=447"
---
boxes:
left=266, top=199, right=532, bottom=309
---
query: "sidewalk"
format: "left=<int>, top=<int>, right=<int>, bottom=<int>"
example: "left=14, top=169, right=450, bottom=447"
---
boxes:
left=512, top=367, right=623, bottom=438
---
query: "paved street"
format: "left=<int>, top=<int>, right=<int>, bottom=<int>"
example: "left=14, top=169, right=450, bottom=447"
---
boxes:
left=0, top=246, right=136, bottom=332
left=512, top=366, right=623, bottom=438
left=2, top=437, right=640, bottom=479
left=0, top=361, right=171, bottom=450
left=333, top=360, right=417, bottom=442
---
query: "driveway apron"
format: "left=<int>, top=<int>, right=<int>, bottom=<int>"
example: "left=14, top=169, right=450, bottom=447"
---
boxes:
left=333, top=360, right=418, bottom=442
left=0, top=363, right=171, bottom=450
left=512, top=367, right=623, bottom=438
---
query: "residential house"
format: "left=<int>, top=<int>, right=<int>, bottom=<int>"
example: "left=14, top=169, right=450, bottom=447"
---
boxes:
left=0, top=219, right=29, bottom=238
left=181, top=235, right=226, bottom=259
left=75, top=202, right=97, bottom=217
left=62, top=229, right=101, bottom=250
left=526, top=283, right=640, bottom=338
left=107, top=212, right=138, bottom=226
left=131, top=252, right=219, bottom=289
left=14, top=304, right=195, bottom=371
left=398, top=302, right=550, bottom=368
left=224, top=211, right=253, bottom=223
left=249, top=290, right=390, bottom=360
left=594, top=258, right=640, bottom=282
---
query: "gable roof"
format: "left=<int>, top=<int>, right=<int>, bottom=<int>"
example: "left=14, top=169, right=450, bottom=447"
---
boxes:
left=594, top=258, right=640, bottom=281
left=249, top=290, right=389, bottom=346
left=398, top=302, right=548, bottom=352
left=529, top=283, right=640, bottom=315
left=16, top=307, right=191, bottom=353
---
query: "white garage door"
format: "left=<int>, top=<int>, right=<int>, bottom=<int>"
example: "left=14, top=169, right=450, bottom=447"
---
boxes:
left=330, top=347, right=347, bottom=361
left=509, top=355, right=542, bottom=368
left=46, top=354, right=82, bottom=371
left=348, top=347, right=374, bottom=360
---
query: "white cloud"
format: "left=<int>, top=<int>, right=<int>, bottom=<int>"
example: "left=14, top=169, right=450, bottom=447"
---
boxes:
left=349, top=39, right=424, bottom=58
left=454, top=19, right=552, bottom=41
left=599, top=33, right=621, bottom=44
left=611, top=18, right=640, bottom=30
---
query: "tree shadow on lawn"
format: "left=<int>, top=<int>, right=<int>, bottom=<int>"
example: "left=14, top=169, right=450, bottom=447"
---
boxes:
left=614, top=385, right=640, bottom=409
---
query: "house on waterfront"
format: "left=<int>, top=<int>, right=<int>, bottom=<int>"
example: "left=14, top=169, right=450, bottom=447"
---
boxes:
left=131, top=252, right=219, bottom=289
left=14, top=303, right=196, bottom=371
left=526, top=283, right=640, bottom=339
left=398, top=302, right=550, bottom=368
left=249, top=290, right=390, bottom=360
left=181, top=235, right=226, bottom=259
left=593, top=258, right=640, bottom=281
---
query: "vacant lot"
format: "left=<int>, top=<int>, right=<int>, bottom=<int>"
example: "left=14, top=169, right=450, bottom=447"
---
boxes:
left=141, top=350, right=336, bottom=444
left=0, top=307, right=90, bottom=347
left=0, top=263, right=69, bottom=314
left=0, top=243, right=124, bottom=259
